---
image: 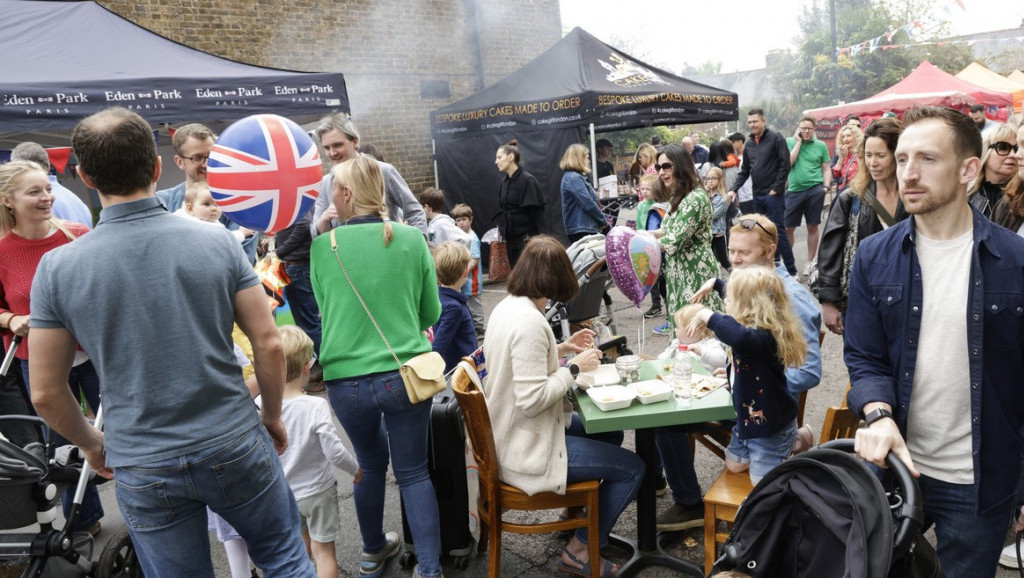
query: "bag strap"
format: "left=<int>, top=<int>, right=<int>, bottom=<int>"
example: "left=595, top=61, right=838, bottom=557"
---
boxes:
left=329, top=229, right=403, bottom=368
left=861, top=187, right=896, bottom=228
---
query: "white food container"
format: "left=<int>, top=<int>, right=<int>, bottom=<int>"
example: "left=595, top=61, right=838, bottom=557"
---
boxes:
left=576, top=364, right=621, bottom=389
left=628, top=380, right=673, bottom=404
left=588, top=385, right=636, bottom=411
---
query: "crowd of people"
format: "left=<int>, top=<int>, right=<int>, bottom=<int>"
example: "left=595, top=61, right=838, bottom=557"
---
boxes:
left=2, top=100, right=1024, bottom=578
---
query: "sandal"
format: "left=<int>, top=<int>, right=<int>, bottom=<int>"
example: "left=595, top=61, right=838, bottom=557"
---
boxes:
left=556, top=546, right=619, bottom=578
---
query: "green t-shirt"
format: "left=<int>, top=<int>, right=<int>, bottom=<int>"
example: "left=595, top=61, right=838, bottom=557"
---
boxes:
left=785, top=137, right=830, bottom=192
left=635, top=199, right=653, bottom=231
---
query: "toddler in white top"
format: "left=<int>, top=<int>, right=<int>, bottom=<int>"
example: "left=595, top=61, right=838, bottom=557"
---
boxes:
left=657, top=304, right=728, bottom=372
left=173, top=182, right=254, bottom=243
left=276, top=325, right=362, bottom=578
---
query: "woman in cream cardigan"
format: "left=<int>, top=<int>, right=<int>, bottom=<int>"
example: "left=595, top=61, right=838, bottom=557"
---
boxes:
left=483, top=235, right=644, bottom=577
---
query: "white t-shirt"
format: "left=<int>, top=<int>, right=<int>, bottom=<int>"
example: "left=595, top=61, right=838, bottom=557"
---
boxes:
left=278, top=395, right=360, bottom=500
left=907, top=228, right=974, bottom=484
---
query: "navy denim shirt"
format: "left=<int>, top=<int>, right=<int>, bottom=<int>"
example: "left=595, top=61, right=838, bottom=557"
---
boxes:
left=845, top=207, right=1024, bottom=513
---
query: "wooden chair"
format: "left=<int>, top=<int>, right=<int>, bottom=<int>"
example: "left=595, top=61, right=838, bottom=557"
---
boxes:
left=819, top=406, right=861, bottom=444
left=450, top=360, right=602, bottom=578
left=703, top=469, right=755, bottom=574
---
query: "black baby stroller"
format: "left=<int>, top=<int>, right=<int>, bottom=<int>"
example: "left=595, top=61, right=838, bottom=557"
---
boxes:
left=0, top=408, right=142, bottom=577
left=545, top=234, right=631, bottom=359
left=710, top=438, right=939, bottom=578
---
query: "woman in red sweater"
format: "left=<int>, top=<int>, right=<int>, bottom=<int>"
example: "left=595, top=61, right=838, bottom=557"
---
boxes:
left=0, top=160, right=103, bottom=534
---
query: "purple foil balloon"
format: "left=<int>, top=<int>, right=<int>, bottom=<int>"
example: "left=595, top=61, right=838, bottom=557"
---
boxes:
left=605, top=226, right=661, bottom=307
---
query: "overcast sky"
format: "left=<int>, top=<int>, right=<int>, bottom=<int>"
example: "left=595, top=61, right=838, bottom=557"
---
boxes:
left=560, top=0, right=1024, bottom=74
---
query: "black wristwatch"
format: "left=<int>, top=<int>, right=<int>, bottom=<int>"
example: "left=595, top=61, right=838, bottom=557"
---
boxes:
left=864, top=407, right=894, bottom=426
left=568, top=363, right=580, bottom=378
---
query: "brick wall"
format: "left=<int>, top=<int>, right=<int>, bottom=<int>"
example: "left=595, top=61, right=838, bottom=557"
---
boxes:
left=98, top=0, right=562, bottom=193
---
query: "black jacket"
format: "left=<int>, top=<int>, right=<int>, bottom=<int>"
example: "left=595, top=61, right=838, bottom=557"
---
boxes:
left=816, top=184, right=907, bottom=305
left=731, top=127, right=790, bottom=196
left=274, top=209, right=313, bottom=262
left=498, top=167, right=545, bottom=239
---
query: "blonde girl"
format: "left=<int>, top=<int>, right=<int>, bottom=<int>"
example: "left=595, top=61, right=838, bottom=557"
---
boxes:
left=687, top=266, right=806, bottom=483
left=704, top=167, right=731, bottom=270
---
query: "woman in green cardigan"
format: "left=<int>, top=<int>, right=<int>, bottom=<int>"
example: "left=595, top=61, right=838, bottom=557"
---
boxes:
left=310, top=155, right=444, bottom=578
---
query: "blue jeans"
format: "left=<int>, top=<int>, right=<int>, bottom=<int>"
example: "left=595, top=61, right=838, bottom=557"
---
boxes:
left=21, top=359, right=104, bottom=532
left=724, top=421, right=797, bottom=483
left=284, top=263, right=322, bottom=356
left=564, top=435, right=644, bottom=547
left=916, top=474, right=1013, bottom=578
left=655, top=425, right=706, bottom=506
left=568, top=412, right=624, bottom=447
left=753, top=193, right=797, bottom=275
left=326, top=370, right=442, bottom=577
left=113, top=425, right=314, bottom=577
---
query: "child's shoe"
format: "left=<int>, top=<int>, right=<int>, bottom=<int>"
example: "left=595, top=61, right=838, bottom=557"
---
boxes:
left=652, top=322, right=672, bottom=336
left=359, top=531, right=400, bottom=577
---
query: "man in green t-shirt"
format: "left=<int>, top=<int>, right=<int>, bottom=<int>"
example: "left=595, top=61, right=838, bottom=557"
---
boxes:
left=784, top=115, right=832, bottom=275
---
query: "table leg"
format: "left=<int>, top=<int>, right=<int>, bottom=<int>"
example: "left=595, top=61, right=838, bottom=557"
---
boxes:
left=612, top=428, right=703, bottom=577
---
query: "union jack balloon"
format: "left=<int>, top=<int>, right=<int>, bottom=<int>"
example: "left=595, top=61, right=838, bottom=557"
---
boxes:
left=207, top=114, right=322, bottom=234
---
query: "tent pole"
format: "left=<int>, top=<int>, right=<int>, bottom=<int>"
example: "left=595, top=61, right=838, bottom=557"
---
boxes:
left=432, top=138, right=438, bottom=189
left=589, top=123, right=598, bottom=188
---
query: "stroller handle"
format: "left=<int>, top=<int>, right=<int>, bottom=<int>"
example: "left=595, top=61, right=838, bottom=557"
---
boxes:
left=820, top=438, right=924, bottom=560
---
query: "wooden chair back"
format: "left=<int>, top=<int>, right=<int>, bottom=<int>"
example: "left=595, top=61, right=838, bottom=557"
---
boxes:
left=450, top=361, right=499, bottom=500
left=819, top=406, right=861, bottom=444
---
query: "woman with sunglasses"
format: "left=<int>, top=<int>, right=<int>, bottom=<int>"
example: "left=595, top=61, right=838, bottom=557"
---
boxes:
left=993, top=125, right=1024, bottom=235
left=816, top=117, right=907, bottom=336
left=651, top=144, right=723, bottom=332
left=967, top=124, right=1019, bottom=219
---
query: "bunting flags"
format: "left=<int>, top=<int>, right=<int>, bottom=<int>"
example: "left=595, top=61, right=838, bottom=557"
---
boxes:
left=835, top=0, right=967, bottom=57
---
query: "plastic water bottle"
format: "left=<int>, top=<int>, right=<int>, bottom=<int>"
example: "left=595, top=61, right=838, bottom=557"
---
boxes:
left=673, top=345, right=692, bottom=408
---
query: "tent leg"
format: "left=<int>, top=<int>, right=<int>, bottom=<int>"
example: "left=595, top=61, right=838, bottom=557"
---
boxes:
left=432, top=138, right=438, bottom=189
left=590, top=123, right=598, bottom=189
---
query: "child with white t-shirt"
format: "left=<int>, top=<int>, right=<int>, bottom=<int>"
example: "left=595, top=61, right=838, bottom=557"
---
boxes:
left=276, top=325, right=362, bottom=578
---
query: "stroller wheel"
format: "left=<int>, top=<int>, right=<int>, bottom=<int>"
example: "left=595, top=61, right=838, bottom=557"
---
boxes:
left=94, top=529, right=144, bottom=578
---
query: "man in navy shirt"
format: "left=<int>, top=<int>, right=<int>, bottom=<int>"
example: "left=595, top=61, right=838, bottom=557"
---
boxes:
left=846, top=106, right=1024, bottom=578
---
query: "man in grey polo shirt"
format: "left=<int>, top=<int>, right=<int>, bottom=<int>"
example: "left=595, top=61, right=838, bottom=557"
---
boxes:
left=29, top=107, right=315, bottom=578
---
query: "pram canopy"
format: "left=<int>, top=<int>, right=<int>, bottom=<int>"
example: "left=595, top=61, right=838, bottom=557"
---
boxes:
left=712, top=439, right=930, bottom=578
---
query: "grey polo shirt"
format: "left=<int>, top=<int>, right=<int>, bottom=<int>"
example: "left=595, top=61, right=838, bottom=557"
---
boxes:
left=31, top=196, right=261, bottom=467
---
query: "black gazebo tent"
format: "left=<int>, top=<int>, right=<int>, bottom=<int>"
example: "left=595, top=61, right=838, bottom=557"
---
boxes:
left=431, top=27, right=738, bottom=240
left=0, top=0, right=348, bottom=148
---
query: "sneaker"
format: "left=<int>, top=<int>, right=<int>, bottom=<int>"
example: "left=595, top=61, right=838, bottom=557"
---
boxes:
left=654, top=474, right=668, bottom=497
left=644, top=305, right=663, bottom=319
left=359, top=531, right=401, bottom=577
left=652, top=322, right=672, bottom=336
left=802, top=261, right=816, bottom=278
left=656, top=502, right=704, bottom=532
left=1000, top=543, right=1022, bottom=568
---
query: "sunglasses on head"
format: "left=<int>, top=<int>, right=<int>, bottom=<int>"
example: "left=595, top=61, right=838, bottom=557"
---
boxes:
left=732, top=218, right=772, bottom=237
left=656, top=162, right=674, bottom=172
left=989, top=142, right=1020, bottom=156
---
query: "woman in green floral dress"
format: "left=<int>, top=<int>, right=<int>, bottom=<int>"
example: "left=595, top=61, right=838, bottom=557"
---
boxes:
left=652, top=144, right=723, bottom=329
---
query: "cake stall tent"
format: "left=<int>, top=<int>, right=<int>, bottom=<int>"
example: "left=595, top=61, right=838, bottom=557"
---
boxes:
left=430, top=27, right=738, bottom=240
left=0, top=0, right=349, bottom=151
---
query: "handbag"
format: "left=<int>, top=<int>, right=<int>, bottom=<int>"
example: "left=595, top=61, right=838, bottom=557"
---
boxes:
left=808, top=195, right=860, bottom=311
left=329, top=229, right=446, bottom=403
left=837, top=196, right=861, bottom=312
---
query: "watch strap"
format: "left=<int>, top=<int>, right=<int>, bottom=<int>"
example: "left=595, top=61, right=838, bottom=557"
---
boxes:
left=864, top=407, right=894, bottom=426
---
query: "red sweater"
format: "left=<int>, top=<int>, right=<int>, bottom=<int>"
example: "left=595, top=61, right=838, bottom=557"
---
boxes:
left=0, top=223, right=90, bottom=359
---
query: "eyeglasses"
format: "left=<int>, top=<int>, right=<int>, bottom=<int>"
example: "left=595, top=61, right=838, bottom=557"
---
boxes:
left=656, top=162, right=674, bottom=172
left=989, top=142, right=1020, bottom=156
left=732, top=218, right=773, bottom=237
left=181, top=154, right=210, bottom=165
